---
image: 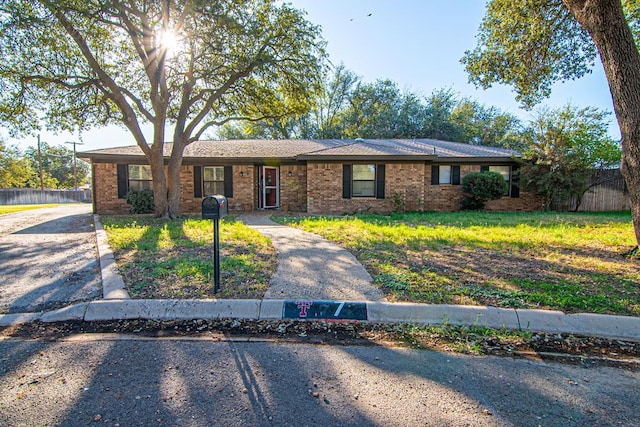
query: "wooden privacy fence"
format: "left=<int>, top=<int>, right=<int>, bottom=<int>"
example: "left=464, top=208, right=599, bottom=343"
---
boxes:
left=554, top=169, right=630, bottom=212
left=0, top=188, right=92, bottom=205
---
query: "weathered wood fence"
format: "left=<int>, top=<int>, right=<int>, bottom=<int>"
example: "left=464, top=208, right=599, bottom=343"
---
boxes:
left=554, top=169, right=630, bottom=212
left=0, top=188, right=92, bottom=205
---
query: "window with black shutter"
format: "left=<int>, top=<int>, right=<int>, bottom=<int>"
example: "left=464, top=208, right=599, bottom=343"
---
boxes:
left=195, top=165, right=234, bottom=198
left=343, top=164, right=385, bottom=199
left=431, top=165, right=460, bottom=185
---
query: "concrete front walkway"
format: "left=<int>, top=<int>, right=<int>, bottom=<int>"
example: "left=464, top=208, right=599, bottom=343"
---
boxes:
left=238, top=212, right=385, bottom=302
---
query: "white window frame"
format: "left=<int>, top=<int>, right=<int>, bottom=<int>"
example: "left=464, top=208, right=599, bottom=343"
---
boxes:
left=203, top=166, right=225, bottom=196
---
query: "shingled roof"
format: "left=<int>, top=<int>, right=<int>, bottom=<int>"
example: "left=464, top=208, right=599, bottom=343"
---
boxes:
left=78, top=138, right=519, bottom=163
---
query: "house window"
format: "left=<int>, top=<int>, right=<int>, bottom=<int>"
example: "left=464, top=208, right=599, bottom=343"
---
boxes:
left=127, top=165, right=152, bottom=192
left=439, top=165, right=452, bottom=184
left=352, top=164, right=376, bottom=197
left=194, top=165, right=233, bottom=198
left=203, top=166, right=225, bottom=196
left=489, top=165, right=511, bottom=196
left=431, top=165, right=460, bottom=185
left=342, top=164, right=385, bottom=199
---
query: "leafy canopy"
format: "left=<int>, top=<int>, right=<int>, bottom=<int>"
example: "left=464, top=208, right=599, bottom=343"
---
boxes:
left=519, top=104, right=622, bottom=209
left=461, top=0, right=640, bottom=108
left=0, top=0, right=327, bottom=142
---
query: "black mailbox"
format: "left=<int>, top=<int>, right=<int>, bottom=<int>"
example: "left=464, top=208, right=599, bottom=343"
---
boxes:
left=202, top=195, right=228, bottom=219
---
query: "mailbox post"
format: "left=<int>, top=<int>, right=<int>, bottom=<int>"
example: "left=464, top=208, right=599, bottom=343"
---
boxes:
left=202, top=195, right=228, bottom=293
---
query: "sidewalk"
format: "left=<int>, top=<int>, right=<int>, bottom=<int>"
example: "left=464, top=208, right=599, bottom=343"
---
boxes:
left=238, top=212, right=384, bottom=301
left=1, top=211, right=639, bottom=343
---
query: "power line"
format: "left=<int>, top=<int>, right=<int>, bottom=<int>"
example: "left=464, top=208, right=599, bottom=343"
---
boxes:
left=64, top=141, right=85, bottom=191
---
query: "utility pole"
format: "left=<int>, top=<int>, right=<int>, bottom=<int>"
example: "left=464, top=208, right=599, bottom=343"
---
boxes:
left=37, top=135, right=44, bottom=191
left=64, top=141, right=84, bottom=190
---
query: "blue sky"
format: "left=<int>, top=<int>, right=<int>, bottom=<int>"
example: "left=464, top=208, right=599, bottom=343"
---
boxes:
left=5, top=0, right=618, bottom=151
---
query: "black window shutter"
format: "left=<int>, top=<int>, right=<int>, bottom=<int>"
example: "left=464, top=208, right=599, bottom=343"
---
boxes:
left=117, top=164, right=128, bottom=199
left=193, top=166, right=202, bottom=198
left=342, top=164, right=352, bottom=199
left=224, top=165, right=233, bottom=198
left=480, top=165, right=489, bottom=172
left=431, top=165, right=439, bottom=185
left=510, top=164, right=520, bottom=198
left=376, top=164, right=385, bottom=199
left=452, top=165, right=461, bottom=185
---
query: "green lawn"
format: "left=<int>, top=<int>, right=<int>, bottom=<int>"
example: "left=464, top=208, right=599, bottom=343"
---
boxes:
left=0, top=204, right=63, bottom=215
left=102, top=216, right=276, bottom=299
left=275, top=211, right=639, bottom=316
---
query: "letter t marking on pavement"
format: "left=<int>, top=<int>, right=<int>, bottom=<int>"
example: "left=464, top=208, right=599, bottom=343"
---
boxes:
left=296, top=301, right=313, bottom=317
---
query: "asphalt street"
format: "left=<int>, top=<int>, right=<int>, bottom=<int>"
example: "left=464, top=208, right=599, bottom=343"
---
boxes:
left=0, top=204, right=101, bottom=314
left=1, top=336, right=638, bottom=427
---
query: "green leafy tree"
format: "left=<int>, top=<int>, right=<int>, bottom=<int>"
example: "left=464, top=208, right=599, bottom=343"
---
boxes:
left=450, top=99, right=525, bottom=150
left=1, top=0, right=326, bottom=217
left=0, top=140, right=35, bottom=187
left=340, top=79, right=427, bottom=139
left=421, top=88, right=461, bottom=141
left=218, top=64, right=359, bottom=140
left=24, top=143, right=90, bottom=188
left=462, top=0, right=640, bottom=250
left=462, top=171, right=508, bottom=210
left=519, top=104, right=621, bottom=210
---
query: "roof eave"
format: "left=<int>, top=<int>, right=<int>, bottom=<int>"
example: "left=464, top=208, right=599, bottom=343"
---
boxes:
left=436, top=156, right=520, bottom=163
left=77, top=152, right=301, bottom=164
left=297, top=154, right=438, bottom=161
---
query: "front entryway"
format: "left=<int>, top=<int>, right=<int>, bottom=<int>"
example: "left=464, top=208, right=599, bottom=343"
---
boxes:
left=258, top=166, right=279, bottom=209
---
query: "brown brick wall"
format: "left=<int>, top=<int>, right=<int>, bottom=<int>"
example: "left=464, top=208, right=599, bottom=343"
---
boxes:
left=93, top=163, right=130, bottom=214
left=307, top=162, right=426, bottom=215
left=424, top=164, right=542, bottom=212
left=280, top=165, right=307, bottom=211
left=179, top=165, right=198, bottom=214
left=92, top=161, right=543, bottom=215
left=92, top=163, right=257, bottom=215
left=181, top=165, right=255, bottom=214
left=231, top=165, right=256, bottom=212
left=385, top=163, right=426, bottom=212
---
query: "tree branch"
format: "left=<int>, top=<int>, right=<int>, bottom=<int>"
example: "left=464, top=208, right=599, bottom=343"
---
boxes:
left=42, top=1, right=149, bottom=156
left=190, top=113, right=294, bottom=143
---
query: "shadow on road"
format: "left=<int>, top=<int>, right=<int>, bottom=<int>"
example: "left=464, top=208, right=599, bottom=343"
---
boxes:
left=12, top=214, right=94, bottom=235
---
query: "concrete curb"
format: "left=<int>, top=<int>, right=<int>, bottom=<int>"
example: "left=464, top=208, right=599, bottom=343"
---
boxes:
left=2, top=299, right=638, bottom=342
left=2, top=213, right=638, bottom=343
left=83, top=299, right=261, bottom=321
left=93, top=214, right=130, bottom=300
left=0, top=312, right=42, bottom=327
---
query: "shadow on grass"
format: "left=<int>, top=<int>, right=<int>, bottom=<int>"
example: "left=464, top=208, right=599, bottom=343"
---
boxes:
left=277, top=212, right=640, bottom=316
left=102, top=216, right=275, bottom=300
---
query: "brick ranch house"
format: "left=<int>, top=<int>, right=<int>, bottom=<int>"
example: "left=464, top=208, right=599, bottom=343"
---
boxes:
left=78, top=138, right=542, bottom=215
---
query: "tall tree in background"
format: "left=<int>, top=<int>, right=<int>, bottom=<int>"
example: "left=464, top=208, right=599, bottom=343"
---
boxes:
left=450, top=99, right=525, bottom=150
left=1, top=0, right=325, bottom=217
left=340, top=79, right=426, bottom=138
left=0, top=140, right=35, bottom=188
left=218, top=64, right=358, bottom=139
left=24, top=143, right=90, bottom=188
left=519, top=104, right=621, bottom=210
left=462, top=0, right=640, bottom=251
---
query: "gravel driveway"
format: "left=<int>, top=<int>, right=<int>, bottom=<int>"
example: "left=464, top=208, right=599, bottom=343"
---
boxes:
left=0, top=204, right=101, bottom=314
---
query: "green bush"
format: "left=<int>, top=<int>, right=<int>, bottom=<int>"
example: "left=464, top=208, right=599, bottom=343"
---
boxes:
left=462, top=171, right=507, bottom=210
left=126, top=190, right=155, bottom=214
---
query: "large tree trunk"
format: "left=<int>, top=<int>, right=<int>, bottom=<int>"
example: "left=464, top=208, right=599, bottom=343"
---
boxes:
left=149, top=142, right=169, bottom=218
left=166, top=140, right=185, bottom=219
left=564, top=0, right=640, bottom=249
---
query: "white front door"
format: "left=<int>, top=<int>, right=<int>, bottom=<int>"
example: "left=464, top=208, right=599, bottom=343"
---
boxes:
left=259, top=166, right=279, bottom=209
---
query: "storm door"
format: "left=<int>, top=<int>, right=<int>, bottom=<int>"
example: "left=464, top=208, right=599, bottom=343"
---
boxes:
left=259, top=166, right=279, bottom=209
